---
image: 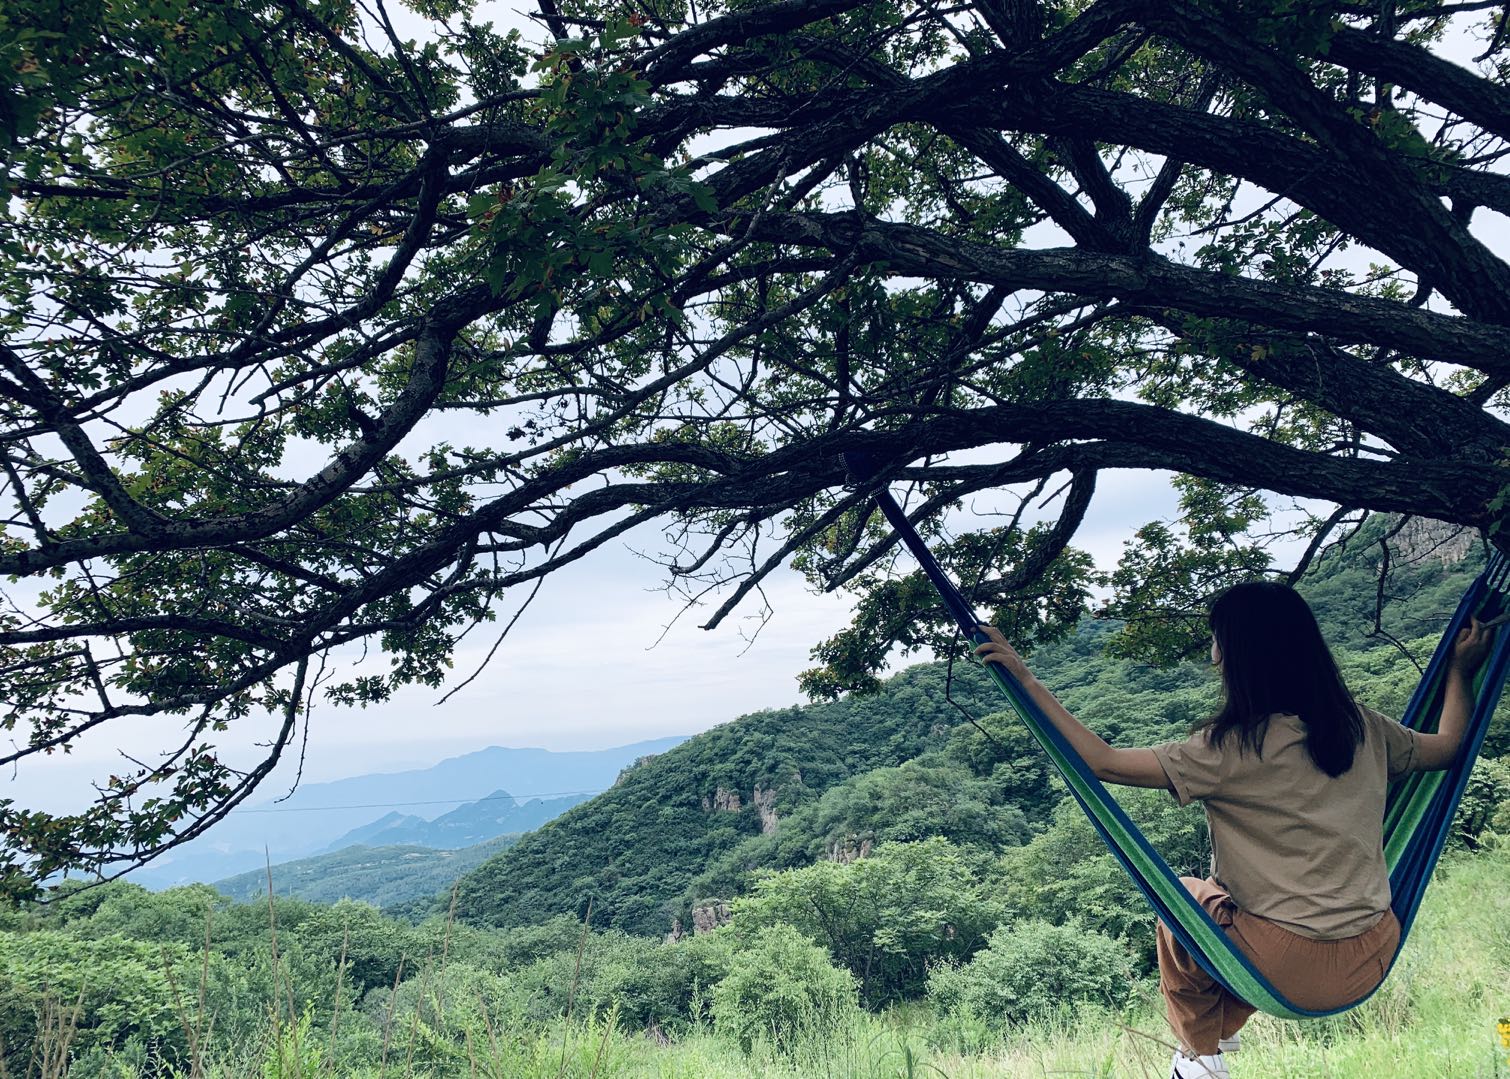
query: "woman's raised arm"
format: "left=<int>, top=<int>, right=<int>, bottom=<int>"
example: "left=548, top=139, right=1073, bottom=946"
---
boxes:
left=1415, top=617, right=1493, bottom=771
left=974, top=625, right=1173, bottom=790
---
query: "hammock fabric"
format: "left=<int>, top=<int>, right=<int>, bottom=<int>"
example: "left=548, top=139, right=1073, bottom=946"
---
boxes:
left=844, top=453, right=1510, bottom=1019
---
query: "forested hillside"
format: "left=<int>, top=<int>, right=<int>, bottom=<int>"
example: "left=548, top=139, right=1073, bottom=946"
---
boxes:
left=447, top=663, right=1008, bottom=933
left=446, top=516, right=1500, bottom=938
left=211, top=836, right=517, bottom=907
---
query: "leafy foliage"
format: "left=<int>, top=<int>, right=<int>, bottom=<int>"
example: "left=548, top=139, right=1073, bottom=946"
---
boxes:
left=5, top=0, right=1510, bottom=891
left=0, top=931, right=194, bottom=1075
left=994, top=790, right=1209, bottom=965
left=711, top=923, right=861, bottom=1057
left=504, top=928, right=735, bottom=1033
left=730, top=838, right=1001, bottom=1006
left=926, top=919, right=1136, bottom=1030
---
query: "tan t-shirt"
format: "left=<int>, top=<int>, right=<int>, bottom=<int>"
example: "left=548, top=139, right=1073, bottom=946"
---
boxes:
left=1151, top=707, right=1421, bottom=940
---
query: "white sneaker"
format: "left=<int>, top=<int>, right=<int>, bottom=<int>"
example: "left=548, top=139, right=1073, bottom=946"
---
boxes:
left=1171, top=1050, right=1231, bottom=1078
left=1217, top=1034, right=1240, bottom=1053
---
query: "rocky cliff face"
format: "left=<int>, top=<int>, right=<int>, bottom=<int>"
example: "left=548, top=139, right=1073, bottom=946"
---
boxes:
left=701, top=783, right=781, bottom=834
left=691, top=900, right=732, bottom=934
left=701, top=787, right=742, bottom=813
left=1387, top=517, right=1475, bottom=567
left=752, top=785, right=779, bottom=835
left=827, top=834, right=873, bottom=863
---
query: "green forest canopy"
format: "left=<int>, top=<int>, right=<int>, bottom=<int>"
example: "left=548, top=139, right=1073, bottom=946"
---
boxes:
left=3, top=0, right=1510, bottom=894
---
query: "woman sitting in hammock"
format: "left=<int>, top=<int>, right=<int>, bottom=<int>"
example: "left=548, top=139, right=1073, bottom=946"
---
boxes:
left=974, top=580, right=1492, bottom=1079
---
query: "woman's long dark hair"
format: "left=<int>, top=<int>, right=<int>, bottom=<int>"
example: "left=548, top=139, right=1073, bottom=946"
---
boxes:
left=1204, top=580, right=1364, bottom=777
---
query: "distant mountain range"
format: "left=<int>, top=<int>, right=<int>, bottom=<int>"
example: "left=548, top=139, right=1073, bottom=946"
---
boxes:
left=127, top=736, right=686, bottom=889
left=318, top=789, right=592, bottom=851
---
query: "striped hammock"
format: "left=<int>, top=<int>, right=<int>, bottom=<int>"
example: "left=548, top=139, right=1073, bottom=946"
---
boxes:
left=847, top=456, right=1509, bottom=1019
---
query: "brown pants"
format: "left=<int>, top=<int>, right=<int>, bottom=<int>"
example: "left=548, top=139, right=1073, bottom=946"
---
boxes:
left=1156, top=876, right=1401, bottom=1055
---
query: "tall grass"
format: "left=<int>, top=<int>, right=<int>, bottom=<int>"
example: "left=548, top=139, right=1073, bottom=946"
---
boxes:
left=13, top=846, right=1509, bottom=1078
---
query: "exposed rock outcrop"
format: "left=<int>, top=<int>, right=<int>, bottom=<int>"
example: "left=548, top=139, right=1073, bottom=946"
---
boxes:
left=753, top=784, right=779, bottom=835
left=701, top=787, right=741, bottom=813
left=1389, top=517, right=1474, bottom=567
left=691, top=900, right=732, bottom=934
left=826, top=834, right=873, bottom=864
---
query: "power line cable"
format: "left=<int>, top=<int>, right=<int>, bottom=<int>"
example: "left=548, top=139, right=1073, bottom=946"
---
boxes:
left=235, top=787, right=608, bottom=814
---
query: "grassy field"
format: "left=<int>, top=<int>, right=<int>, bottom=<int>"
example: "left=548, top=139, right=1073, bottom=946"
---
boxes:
left=132, top=846, right=1508, bottom=1079
left=14, top=845, right=1507, bottom=1079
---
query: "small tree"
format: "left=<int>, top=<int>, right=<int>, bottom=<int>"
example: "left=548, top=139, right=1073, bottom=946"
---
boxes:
left=732, top=837, right=1000, bottom=1005
left=1454, top=755, right=1510, bottom=852
left=0, top=931, right=196, bottom=1075
left=927, top=919, right=1135, bottom=1032
left=712, top=923, right=859, bottom=1056
left=996, top=788, right=1208, bottom=964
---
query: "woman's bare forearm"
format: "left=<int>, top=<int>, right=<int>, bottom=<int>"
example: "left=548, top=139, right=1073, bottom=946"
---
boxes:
left=1014, top=670, right=1114, bottom=772
left=970, top=624, right=1113, bottom=767
left=1414, top=616, right=1491, bottom=771
left=1416, top=670, right=1474, bottom=770
left=974, top=625, right=1174, bottom=789
left=1440, top=670, right=1472, bottom=750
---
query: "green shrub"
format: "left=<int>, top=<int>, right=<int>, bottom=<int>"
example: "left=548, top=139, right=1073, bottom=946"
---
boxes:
left=993, top=790, right=1207, bottom=966
left=0, top=930, right=194, bottom=1074
left=483, top=913, right=586, bottom=970
left=69, top=883, right=230, bottom=950
left=711, top=923, right=859, bottom=1056
left=926, top=919, right=1134, bottom=1033
left=288, top=898, right=415, bottom=995
left=499, top=925, right=734, bottom=1034
left=730, top=837, right=1001, bottom=1005
left=668, top=929, right=737, bottom=1026
left=1453, top=755, right=1510, bottom=851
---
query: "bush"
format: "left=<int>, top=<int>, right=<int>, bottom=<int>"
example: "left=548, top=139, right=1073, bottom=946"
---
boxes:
left=289, top=898, right=415, bottom=995
left=665, top=929, right=738, bottom=1028
left=926, top=919, right=1134, bottom=1033
left=502, top=925, right=735, bottom=1034
left=993, top=790, right=1208, bottom=967
left=0, top=931, right=194, bottom=1074
left=712, top=923, right=860, bottom=1056
left=1453, top=755, right=1510, bottom=851
left=730, top=837, right=1001, bottom=1005
left=486, top=913, right=586, bottom=971
left=69, top=883, right=230, bottom=950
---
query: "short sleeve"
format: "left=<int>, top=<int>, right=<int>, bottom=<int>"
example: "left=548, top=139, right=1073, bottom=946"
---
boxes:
left=1364, top=707, right=1420, bottom=780
left=1150, top=731, right=1225, bottom=806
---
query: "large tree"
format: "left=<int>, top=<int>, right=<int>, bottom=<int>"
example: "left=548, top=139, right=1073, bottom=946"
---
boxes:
left=1, top=0, right=1506, bottom=896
